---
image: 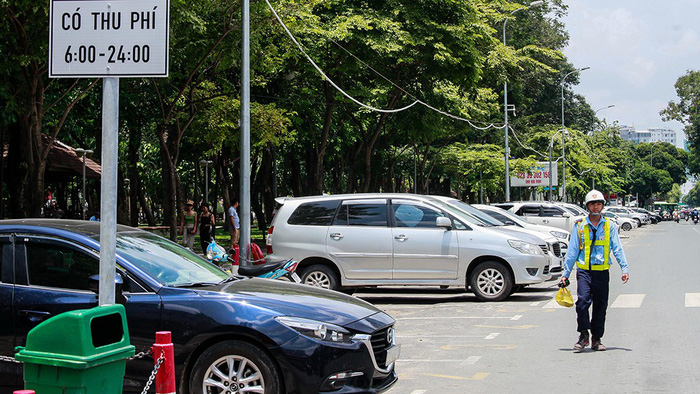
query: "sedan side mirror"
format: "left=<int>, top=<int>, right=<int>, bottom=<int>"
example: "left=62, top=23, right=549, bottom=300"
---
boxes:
left=562, top=212, right=571, bottom=218
left=436, top=216, right=452, bottom=230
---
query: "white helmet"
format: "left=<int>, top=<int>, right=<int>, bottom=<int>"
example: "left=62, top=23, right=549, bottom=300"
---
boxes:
left=584, top=189, right=605, bottom=206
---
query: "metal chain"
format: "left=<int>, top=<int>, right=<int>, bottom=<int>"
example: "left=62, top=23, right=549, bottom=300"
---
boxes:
left=128, top=348, right=153, bottom=361
left=140, top=354, right=165, bottom=394
left=0, top=355, right=21, bottom=364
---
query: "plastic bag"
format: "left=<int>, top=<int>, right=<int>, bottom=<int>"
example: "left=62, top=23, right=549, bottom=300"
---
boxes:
left=556, top=287, right=574, bottom=307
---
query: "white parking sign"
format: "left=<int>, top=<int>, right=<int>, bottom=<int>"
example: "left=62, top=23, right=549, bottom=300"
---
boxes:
left=49, top=0, right=169, bottom=78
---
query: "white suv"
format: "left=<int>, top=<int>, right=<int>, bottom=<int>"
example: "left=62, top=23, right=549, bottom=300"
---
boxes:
left=267, top=194, right=551, bottom=301
left=494, top=202, right=586, bottom=232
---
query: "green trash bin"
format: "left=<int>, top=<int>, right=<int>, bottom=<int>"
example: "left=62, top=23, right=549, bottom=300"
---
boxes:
left=14, top=304, right=135, bottom=394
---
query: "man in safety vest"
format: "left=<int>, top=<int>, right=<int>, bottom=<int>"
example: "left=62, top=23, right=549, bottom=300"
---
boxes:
left=560, top=190, right=630, bottom=351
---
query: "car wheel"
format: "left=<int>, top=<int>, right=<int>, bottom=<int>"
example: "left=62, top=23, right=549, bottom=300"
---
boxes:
left=469, top=261, right=513, bottom=302
left=509, top=285, right=523, bottom=295
left=301, top=264, right=339, bottom=291
left=189, top=340, right=281, bottom=394
left=634, top=218, right=642, bottom=226
left=621, top=222, right=632, bottom=231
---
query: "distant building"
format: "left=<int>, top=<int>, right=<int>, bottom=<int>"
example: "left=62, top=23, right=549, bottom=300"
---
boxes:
left=619, top=125, right=677, bottom=145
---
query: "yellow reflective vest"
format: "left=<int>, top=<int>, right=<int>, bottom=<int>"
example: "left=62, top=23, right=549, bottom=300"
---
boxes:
left=576, top=220, right=611, bottom=271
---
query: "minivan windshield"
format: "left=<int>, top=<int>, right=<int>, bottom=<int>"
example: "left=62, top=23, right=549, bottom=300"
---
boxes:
left=427, top=198, right=497, bottom=227
left=99, top=231, right=230, bottom=286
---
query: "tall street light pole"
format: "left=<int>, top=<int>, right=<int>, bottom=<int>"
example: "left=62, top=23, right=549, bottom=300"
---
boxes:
left=561, top=66, right=590, bottom=202
left=595, top=104, right=615, bottom=115
left=548, top=129, right=567, bottom=201
left=75, top=148, right=93, bottom=220
left=199, top=160, right=213, bottom=203
left=503, top=0, right=544, bottom=202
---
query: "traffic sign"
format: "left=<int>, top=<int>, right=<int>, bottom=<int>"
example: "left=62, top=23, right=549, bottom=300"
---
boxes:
left=49, top=0, right=169, bottom=78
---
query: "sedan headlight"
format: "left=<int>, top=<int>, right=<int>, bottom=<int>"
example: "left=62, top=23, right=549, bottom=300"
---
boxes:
left=508, top=239, right=543, bottom=255
left=275, top=316, right=353, bottom=343
left=550, top=230, right=569, bottom=240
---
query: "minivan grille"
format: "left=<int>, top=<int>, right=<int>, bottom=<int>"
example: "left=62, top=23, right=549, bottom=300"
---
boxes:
left=371, top=327, right=392, bottom=369
left=539, top=244, right=548, bottom=255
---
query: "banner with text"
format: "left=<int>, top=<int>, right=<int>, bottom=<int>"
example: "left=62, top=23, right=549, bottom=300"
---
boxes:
left=511, top=162, right=558, bottom=187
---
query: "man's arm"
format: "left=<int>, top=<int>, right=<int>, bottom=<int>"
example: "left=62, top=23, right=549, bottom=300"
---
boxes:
left=609, top=223, right=629, bottom=283
left=561, top=222, right=581, bottom=279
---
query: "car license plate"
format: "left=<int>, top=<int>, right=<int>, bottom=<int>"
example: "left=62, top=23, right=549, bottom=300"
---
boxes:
left=385, top=344, right=400, bottom=365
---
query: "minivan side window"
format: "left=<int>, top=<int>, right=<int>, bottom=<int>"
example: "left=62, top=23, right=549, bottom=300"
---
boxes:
left=334, top=201, right=388, bottom=227
left=392, top=201, right=446, bottom=228
left=287, top=200, right=341, bottom=226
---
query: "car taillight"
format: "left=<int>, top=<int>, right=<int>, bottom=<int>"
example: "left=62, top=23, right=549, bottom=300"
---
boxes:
left=266, top=226, right=274, bottom=254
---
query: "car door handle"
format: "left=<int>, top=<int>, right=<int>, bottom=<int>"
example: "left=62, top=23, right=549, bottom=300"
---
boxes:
left=394, top=235, right=409, bottom=241
left=542, top=219, right=549, bottom=224
left=19, top=310, right=52, bottom=323
left=330, top=233, right=344, bottom=240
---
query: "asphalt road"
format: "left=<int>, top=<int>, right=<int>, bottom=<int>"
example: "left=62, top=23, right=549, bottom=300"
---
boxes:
left=356, top=220, right=700, bottom=394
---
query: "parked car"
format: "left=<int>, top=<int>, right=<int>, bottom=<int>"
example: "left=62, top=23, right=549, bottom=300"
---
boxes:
left=430, top=196, right=562, bottom=277
left=603, top=206, right=649, bottom=226
left=472, top=204, right=569, bottom=257
left=629, top=207, right=660, bottom=224
left=0, top=220, right=398, bottom=394
left=493, top=202, right=586, bottom=232
left=266, top=194, right=551, bottom=301
left=602, top=211, right=638, bottom=231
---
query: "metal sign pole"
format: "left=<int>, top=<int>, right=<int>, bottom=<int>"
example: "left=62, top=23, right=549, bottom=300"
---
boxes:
left=99, top=77, right=119, bottom=305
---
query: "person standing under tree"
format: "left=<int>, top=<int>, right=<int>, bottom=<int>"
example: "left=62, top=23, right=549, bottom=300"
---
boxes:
left=180, top=200, right=198, bottom=250
left=199, top=202, right=215, bottom=253
left=560, top=190, right=630, bottom=352
left=227, top=198, right=240, bottom=251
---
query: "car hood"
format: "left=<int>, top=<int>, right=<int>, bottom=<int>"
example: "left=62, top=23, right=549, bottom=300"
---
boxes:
left=193, top=277, right=389, bottom=329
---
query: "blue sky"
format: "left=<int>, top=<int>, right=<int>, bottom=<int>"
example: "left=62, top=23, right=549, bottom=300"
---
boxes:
left=561, top=0, right=700, bottom=148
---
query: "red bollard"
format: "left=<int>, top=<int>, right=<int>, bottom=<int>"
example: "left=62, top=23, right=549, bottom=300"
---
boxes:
left=233, top=244, right=240, bottom=265
left=152, top=331, right=176, bottom=394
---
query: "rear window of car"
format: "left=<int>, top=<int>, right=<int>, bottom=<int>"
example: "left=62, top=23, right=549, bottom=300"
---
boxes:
left=287, top=200, right=341, bottom=226
left=517, top=205, right=540, bottom=216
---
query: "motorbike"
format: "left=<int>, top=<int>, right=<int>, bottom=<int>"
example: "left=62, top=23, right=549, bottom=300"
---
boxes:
left=694, top=216, right=699, bottom=225
left=206, top=240, right=301, bottom=282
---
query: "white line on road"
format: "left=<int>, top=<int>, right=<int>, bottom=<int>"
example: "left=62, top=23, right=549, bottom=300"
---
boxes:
left=530, top=302, right=541, bottom=306
left=542, top=299, right=566, bottom=308
left=686, top=293, right=700, bottom=307
left=409, top=390, right=427, bottom=394
left=484, top=333, right=499, bottom=340
left=399, top=356, right=482, bottom=365
left=397, top=335, right=486, bottom=338
left=610, top=294, right=645, bottom=308
left=398, top=316, right=523, bottom=320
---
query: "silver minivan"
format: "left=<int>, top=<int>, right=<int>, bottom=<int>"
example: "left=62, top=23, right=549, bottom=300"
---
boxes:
left=266, top=194, right=551, bottom=301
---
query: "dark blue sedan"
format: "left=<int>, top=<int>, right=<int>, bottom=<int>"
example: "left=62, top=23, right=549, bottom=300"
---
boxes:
left=0, top=220, right=398, bottom=393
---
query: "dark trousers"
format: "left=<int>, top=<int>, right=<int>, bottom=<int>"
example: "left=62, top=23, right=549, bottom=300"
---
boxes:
left=575, top=268, right=610, bottom=339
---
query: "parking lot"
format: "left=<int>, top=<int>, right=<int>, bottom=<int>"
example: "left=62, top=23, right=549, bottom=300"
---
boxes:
left=356, top=222, right=700, bottom=394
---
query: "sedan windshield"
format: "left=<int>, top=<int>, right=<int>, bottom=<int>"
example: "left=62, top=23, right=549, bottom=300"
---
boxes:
left=107, top=231, right=230, bottom=286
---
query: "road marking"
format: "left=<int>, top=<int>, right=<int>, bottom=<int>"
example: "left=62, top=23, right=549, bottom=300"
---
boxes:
left=397, top=335, right=486, bottom=339
left=474, top=324, right=537, bottom=329
left=398, top=315, right=523, bottom=320
left=484, top=333, right=499, bottom=340
left=418, top=372, right=489, bottom=381
left=610, top=294, right=645, bottom=308
left=530, top=302, right=541, bottom=306
left=686, top=293, right=700, bottom=307
left=409, top=391, right=427, bottom=394
left=693, top=228, right=700, bottom=236
left=399, top=356, right=482, bottom=365
left=542, top=299, right=566, bottom=309
left=440, top=344, right=516, bottom=350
